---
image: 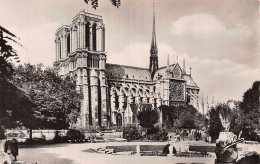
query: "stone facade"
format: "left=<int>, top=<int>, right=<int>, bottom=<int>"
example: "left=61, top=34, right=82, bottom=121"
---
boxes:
left=54, top=9, right=200, bottom=128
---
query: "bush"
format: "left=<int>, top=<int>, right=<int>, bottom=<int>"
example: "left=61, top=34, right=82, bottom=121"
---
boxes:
left=67, top=129, right=85, bottom=143
left=53, top=131, right=69, bottom=143
left=27, top=137, right=47, bottom=145
left=123, top=127, right=140, bottom=140
left=159, top=132, right=168, bottom=141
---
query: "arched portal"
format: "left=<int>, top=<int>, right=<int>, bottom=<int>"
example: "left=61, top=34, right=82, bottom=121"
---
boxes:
left=116, top=113, right=122, bottom=126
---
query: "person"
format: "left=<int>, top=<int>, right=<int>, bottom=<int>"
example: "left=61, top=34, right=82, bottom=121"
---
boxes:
left=1, top=139, right=12, bottom=164
left=4, top=140, right=12, bottom=155
left=11, top=138, right=18, bottom=161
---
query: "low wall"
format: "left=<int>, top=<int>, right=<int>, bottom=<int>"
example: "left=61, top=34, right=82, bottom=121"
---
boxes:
left=6, top=130, right=124, bottom=141
left=85, top=132, right=123, bottom=139
left=106, top=145, right=136, bottom=152
left=6, top=130, right=67, bottom=141
left=106, top=145, right=217, bottom=153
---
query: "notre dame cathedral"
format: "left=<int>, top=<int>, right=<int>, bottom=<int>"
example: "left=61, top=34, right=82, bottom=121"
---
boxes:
left=54, top=8, right=200, bottom=128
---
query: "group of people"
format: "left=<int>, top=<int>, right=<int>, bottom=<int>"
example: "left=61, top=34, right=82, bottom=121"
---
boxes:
left=193, top=130, right=203, bottom=141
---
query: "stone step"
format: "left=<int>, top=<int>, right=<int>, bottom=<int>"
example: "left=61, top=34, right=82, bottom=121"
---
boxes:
left=112, top=151, right=134, bottom=155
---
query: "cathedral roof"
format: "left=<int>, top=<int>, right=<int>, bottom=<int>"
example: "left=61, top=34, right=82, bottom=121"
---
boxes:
left=106, top=63, right=152, bottom=81
left=152, top=64, right=176, bottom=80
left=182, top=74, right=198, bottom=88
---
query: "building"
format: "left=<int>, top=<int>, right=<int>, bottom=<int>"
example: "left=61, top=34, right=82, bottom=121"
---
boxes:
left=54, top=8, right=200, bottom=128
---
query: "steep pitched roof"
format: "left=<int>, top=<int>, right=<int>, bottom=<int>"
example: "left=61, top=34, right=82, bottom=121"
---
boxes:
left=106, top=63, right=152, bottom=81
left=153, top=64, right=176, bottom=80
left=182, top=74, right=198, bottom=88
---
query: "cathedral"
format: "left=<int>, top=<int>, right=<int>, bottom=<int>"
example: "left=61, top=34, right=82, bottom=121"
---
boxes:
left=54, top=8, right=200, bottom=128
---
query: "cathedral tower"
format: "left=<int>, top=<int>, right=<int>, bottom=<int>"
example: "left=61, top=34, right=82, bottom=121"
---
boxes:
left=149, top=1, right=158, bottom=79
left=54, top=9, right=107, bottom=128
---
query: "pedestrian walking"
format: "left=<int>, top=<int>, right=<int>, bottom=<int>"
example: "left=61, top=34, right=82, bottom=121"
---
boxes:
left=11, top=138, right=18, bottom=161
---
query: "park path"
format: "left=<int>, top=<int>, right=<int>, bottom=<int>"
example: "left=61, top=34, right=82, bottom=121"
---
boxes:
left=18, top=141, right=260, bottom=164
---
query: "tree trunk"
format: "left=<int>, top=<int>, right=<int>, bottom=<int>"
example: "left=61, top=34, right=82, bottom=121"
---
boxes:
left=29, top=128, right=32, bottom=140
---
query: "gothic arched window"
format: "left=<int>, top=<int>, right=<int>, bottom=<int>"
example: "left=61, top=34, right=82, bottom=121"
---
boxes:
left=92, top=24, right=97, bottom=51
left=85, top=22, right=90, bottom=49
left=67, top=33, right=70, bottom=54
left=58, top=37, right=61, bottom=59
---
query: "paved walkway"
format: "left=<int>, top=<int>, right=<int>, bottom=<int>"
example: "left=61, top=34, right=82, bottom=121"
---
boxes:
left=17, top=141, right=260, bottom=164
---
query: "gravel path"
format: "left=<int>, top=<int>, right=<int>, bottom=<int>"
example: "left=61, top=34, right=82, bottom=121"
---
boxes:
left=17, top=141, right=260, bottom=164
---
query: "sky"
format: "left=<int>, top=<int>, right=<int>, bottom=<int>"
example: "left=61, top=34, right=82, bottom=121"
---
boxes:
left=0, top=0, right=259, bottom=102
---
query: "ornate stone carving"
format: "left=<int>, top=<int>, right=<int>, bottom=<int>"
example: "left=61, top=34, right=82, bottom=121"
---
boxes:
left=79, top=14, right=85, bottom=23
left=169, top=80, right=185, bottom=101
left=72, top=24, right=77, bottom=31
left=172, top=67, right=181, bottom=78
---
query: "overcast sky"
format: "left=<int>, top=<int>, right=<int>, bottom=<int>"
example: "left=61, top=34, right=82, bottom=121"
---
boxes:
left=0, top=0, right=259, bottom=102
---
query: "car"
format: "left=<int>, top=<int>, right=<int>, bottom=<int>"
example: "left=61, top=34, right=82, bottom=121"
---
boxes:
left=92, top=137, right=106, bottom=143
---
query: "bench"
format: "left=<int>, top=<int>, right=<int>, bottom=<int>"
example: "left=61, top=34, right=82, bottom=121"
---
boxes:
left=244, top=141, right=258, bottom=145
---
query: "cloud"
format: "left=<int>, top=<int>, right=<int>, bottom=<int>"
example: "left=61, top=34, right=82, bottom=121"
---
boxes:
left=186, top=56, right=260, bottom=102
left=169, top=14, right=257, bottom=67
left=108, top=42, right=260, bottom=103
left=107, top=42, right=177, bottom=68
left=10, top=22, right=59, bottom=67
left=170, top=14, right=252, bottom=39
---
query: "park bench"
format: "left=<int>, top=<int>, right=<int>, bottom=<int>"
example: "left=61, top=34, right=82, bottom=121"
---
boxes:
left=243, top=140, right=258, bottom=145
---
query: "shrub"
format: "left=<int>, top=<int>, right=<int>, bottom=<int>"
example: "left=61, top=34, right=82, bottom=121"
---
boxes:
left=53, top=131, right=69, bottom=143
left=67, top=129, right=85, bottom=143
left=123, top=127, right=140, bottom=140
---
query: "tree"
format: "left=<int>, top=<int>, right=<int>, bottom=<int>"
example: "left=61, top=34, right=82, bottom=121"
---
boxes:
left=12, top=63, right=83, bottom=130
left=159, top=105, right=180, bottom=128
left=0, top=26, right=21, bottom=79
left=228, top=82, right=260, bottom=141
left=137, top=108, right=159, bottom=139
left=240, top=81, right=259, bottom=127
left=174, top=111, right=196, bottom=129
left=207, top=104, right=227, bottom=142
left=137, top=109, right=159, bottom=129
left=0, top=78, right=35, bottom=139
left=194, top=112, right=206, bottom=130
left=84, top=0, right=121, bottom=9
left=160, top=104, right=202, bottom=130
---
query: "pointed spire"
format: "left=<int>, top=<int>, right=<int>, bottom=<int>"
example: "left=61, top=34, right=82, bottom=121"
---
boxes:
left=150, top=0, right=158, bottom=55
left=183, top=58, right=186, bottom=74
left=80, top=5, right=85, bottom=12
left=149, top=0, right=158, bottom=79
left=167, top=54, right=170, bottom=71
left=190, top=67, right=192, bottom=75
